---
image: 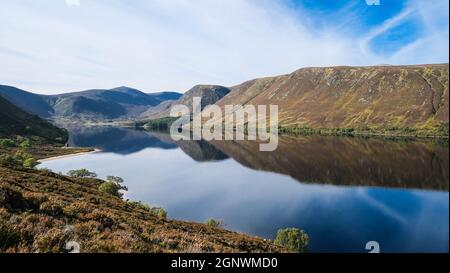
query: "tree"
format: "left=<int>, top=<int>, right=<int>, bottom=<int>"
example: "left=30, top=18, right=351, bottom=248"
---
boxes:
left=67, top=169, right=97, bottom=178
left=106, top=176, right=124, bottom=184
left=99, top=176, right=127, bottom=198
left=274, top=227, right=309, bottom=253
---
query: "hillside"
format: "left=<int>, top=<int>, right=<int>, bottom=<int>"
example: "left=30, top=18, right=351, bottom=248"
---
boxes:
left=216, top=64, right=449, bottom=135
left=0, top=96, right=67, bottom=143
left=0, top=85, right=54, bottom=118
left=0, top=164, right=286, bottom=253
left=140, top=85, right=230, bottom=119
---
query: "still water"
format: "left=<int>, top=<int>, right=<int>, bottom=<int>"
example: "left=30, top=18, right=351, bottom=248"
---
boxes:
left=41, top=126, right=449, bottom=253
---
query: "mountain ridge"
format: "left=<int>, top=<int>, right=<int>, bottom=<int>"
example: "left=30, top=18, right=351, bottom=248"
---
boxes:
left=0, top=85, right=183, bottom=121
left=216, top=63, right=449, bottom=133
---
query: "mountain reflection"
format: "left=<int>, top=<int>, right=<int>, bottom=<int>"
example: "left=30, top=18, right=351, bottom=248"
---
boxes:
left=67, top=127, right=448, bottom=190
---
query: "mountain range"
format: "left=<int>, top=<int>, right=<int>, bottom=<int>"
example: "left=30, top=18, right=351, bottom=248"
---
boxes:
left=0, top=85, right=183, bottom=121
left=0, top=63, right=448, bottom=134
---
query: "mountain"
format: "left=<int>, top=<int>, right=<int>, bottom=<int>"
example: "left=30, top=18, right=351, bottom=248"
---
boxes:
left=216, top=64, right=449, bottom=132
left=0, top=85, right=181, bottom=121
left=141, top=85, right=230, bottom=119
left=149, top=91, right=183, bottom=102
left=0, top=85, right=54, bottom=117
left=0, top=96, right=67, bottom=143
left=45, top=86, right=166, bottom=120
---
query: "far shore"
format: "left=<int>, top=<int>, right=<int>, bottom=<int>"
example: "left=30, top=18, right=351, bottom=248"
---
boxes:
left=39, top=148, right=102, bottom=162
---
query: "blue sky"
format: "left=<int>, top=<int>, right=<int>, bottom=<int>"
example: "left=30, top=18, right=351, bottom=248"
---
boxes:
left=0, top=0, right=448, bottom=94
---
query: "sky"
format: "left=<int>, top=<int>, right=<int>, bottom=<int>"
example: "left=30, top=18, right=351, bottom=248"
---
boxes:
left=0, top=0, right=448, bottom=94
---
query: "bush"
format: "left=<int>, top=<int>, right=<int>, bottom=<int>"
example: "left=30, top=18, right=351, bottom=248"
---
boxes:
left=98, top=181, right=122, bottom=197
left=67, top=169, right=97, bottom=178
left=39, top=200, right=64, bottom=217
left=106, top=176, right=124, bottom=184
left=19, top=139, right=31, bottom=148
left=0, top=185, right=29, bottom=212
left=98, top=176, right=128, bottom=198
left=274, top=227, right=309, bottom=253
left=0, top=154, right=18, bottom=166
left=154, top=208, right=167, bottom=219
left=23, top=157, right=40, bottom=169
left=0, top=138, right=16, bottom=148
left=128, top=201, right=167, bottom=219
left=205, top=218, right=224, bottom=228
left=14, top=150, right=33, bottom=163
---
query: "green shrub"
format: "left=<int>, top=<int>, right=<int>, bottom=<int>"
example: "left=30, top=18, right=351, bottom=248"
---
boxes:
left=154, top=208, right=167, bottom=219
left=0, top=154, right=18, bottom=166
left=0, top=138, right=16, bottom=148
left=98, top=176, right=128, bottom=198
left=128, top=201, right=167, bottom=219
left=205, top=218, right=224, bottom=228
left=106, top=176, right=124, bottom=184
left=274, top=227, right=309, bottom=253
left=23, top=157, right=40, bottom=169
left=19, top=139, right=31, bottom=148
left=98, top=181, right=122, bottom=197
left=14, top=150, right=33, bottom=163
left=67, top=169, right=97, bottom=178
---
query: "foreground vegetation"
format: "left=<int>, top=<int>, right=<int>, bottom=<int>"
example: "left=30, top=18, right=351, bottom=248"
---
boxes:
left=0, top=139, right=307, bottom=253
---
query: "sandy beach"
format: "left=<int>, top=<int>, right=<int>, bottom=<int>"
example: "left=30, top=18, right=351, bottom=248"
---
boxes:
left=38, top=148, right=102, bottom=162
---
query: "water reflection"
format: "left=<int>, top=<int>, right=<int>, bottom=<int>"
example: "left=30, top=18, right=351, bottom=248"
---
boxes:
left=41, top=126, right=449, bottom=252
left=67, top=126, right=448, bottom=190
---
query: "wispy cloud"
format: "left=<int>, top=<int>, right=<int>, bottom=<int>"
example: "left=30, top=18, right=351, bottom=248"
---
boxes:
left=0, top=0, right=448, bottom=94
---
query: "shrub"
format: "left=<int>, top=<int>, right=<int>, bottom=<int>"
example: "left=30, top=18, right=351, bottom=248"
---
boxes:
left=67, top=169, right=97, bottom=178
left=33, top=228, right=68, bottom=253
left=98, top=181, right=122, bottom=197
left=39, top=200, right=64, bottom=217
left=0, top=138, right=16, bottom=148
left=98, top=176, right=128, bottom=198
left=0, top=154, right=18, bottom=166
left=106, top=176, right=124, bottom=184
left=153, top=207, right=167, bottom=219
left=205, top=218, right=224, bottom=228
left=23, top=157, right=40, bottom=169
left=0, top=222, right=33, bottom=251
left=19, top=139, right=31, bottom=148
left=0, top=185, right=29, bottom=212
left=274, top=227, right=309, bottom=253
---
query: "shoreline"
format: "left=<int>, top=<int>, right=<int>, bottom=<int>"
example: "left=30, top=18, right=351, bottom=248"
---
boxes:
left=38, top=148, right=102, bottom=162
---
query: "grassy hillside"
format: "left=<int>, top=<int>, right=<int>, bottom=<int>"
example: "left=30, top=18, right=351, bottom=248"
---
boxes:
left=216, top=64, right=449, bottom=136
left=0, top=96, right=67, bottom=143
left=0, top=165, right=287, bottom=253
